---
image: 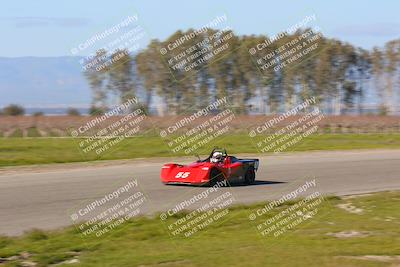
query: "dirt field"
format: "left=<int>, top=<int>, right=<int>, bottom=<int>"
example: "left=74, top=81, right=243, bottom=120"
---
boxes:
left=0, top=115, right=400, bottom=137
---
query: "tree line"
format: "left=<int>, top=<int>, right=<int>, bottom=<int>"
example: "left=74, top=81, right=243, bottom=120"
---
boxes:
left=0, top=105, right=82, bottom=116
left=84, top=28, right=400, bottom=115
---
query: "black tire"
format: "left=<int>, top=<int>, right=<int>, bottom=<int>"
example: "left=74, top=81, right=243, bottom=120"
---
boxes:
left=209, top=168, right=224, bottom=187
left=244, top=167, right=256, bottom=185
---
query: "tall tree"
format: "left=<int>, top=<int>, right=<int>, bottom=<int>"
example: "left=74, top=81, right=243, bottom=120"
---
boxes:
left=371, top=47, right=385, bottom=113
left=107, top=49, right=136, bottom=105
left=84, top=49, right=109, bottom=112
left=384, top=40, right=398, bottom=114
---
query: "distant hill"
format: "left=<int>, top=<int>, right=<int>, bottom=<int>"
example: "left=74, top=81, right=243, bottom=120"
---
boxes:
left=0, top=56, right=91, bottom=109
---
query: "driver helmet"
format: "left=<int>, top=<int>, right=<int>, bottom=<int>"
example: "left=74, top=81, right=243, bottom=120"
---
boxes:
left=211, top=151, right=223, bottom=163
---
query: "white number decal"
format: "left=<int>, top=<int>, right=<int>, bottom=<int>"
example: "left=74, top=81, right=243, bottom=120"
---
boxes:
left=175, top=172, right=190, bottom=178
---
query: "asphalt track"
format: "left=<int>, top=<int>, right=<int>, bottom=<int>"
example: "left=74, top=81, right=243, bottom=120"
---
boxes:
left=1, top=149, right=400, bottom=236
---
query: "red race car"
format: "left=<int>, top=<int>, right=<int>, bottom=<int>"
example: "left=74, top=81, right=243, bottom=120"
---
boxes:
left=161, top=148, right=259, bottom=186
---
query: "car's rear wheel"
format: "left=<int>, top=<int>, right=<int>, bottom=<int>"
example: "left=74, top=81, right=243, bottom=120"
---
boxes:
left=244, top=167, right=255, bottom=185
left=209, top=168, right=224, bottom=186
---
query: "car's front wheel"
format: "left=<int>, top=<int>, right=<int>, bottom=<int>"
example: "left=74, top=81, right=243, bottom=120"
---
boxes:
left=209, top=168, right=224, bottom=186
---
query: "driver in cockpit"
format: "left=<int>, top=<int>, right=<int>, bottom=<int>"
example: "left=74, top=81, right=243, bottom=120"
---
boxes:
left=210, top=151, right=224, bottom=163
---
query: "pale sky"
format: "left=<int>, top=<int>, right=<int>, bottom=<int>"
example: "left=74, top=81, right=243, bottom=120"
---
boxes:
left=0, top=0, right=399, bottom=57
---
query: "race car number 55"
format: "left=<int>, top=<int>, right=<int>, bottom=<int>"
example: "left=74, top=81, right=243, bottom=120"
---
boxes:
left=175, top=172, right=190, bottom=178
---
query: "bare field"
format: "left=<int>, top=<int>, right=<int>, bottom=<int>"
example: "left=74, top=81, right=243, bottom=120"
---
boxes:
left=0, top=115, right=400, bottom=137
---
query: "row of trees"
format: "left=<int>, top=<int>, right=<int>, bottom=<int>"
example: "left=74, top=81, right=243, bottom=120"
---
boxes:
left=0, top=105, right=25, bottom=116
left=84, top=28, right=400, bottom=115
left=0, top=105, right=81, bottom=116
